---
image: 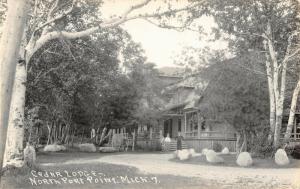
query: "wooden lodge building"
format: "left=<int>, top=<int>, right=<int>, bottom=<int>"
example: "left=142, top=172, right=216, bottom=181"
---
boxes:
left=111, top=72, right=300, bottom=152
left=156, top=74, right=237, bottom=152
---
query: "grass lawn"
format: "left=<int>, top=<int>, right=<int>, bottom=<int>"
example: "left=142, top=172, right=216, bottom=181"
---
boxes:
left=170, top=153, right=300, bottom=169
left=1, top=151, right=220, bottom=189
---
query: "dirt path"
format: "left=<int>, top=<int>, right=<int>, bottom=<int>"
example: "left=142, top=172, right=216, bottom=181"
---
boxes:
left=42, top=152, right=300, bottom=189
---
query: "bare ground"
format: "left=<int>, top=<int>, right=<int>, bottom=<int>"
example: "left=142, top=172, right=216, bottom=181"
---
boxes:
left=2, top=152, right=300, bottom=189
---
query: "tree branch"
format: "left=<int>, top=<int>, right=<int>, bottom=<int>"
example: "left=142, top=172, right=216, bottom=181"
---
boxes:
left=36, top=0, right=76, bottom=33
left=142, top=18, right=198, bottom=32
left=123, top=0, right=151, bottom=16
left=47, top=0, right=60, bottom=21
left=26, top=0, right=203, bottom=60
left=282, top=31, right=299, bottom=64
left=236, top=31, right=269, bottom=40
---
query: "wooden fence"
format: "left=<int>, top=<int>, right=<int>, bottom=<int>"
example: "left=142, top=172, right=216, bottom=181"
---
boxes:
left=184, top=138, right=237, bottom=152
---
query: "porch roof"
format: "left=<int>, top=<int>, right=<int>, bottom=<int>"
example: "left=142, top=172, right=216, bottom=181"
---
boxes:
left=161, top=94, right=201, bottom=117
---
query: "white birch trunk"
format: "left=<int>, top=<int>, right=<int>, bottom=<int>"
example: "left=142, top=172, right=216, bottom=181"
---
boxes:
left=265, top=22, right=287, bottom=148
left=3, top=28, right=27, bottom=166
left=274, top=61, right=287, bottom=148
left=3, top=63, right=27, bottom=166
left=0, top=0, right=29, bottom=172
left=284, top=79, right=300, bottom=141
left=263, top=40, right=276, bottom=141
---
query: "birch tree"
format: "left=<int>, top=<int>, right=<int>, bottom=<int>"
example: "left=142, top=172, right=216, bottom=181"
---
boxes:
left=3, top=0, right=203, bottom=164
left=0, top=0, right=29, bottom=179
left=284, top=62, right=300, bottom=141
left=191, top=0, right=300, bottom=148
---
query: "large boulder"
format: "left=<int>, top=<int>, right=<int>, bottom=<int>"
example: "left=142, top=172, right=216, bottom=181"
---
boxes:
left=78, top=143, right=96, bottom=152
left=24, top=143, right=36, bottom=166
left=221, top=147, right=230, bottom=155
left=189, top=148, right=196, bottom=157
left=206, top=150, right=224, bottom=163
left=173, top=150, right=179, bottom=158
left=178, top=149, right=190, bottom=160
left=236, top=152, right=253, bottom=167
left=44, top=144, right=66, bottom=152
left=202, top=148, right=209, bottom=155
left=99, top=147, right=118, bottom=153
left=275, top=149, right=290, bottom=166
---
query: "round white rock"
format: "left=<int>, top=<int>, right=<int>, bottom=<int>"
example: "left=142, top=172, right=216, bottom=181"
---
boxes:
left=206, top=150, right=224, bottom=163
left=44, top=144, right=66, bottom=152
left=189, top=148, right=196, bottom=157
left=78, top=143, right=96, bottom=152
left=275, top=149, right=290, bottom=166
left=236, top=152, right=253, bottom=167
left=173, top=150, right=179, bottom=159
left=221, top=147, right=230, bottom=154
left=178, top=149, right=190, bottom=160
left=202, top=148, right=209, bottom=155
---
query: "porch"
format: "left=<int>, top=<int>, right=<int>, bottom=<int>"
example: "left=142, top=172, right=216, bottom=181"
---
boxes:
left=161, top=110, right=237, bottom=152
left=280, top=112, right=300, bottom=145
left=162, top=111, right=237, bottom=139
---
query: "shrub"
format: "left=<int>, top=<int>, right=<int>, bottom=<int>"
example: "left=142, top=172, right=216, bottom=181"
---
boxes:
left=212, top=142, right=223, bottom=152
left=250, top=132, right=275, bottom=158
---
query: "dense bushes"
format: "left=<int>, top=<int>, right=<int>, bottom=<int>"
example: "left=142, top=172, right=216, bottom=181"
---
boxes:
left=212, top=142, right=223, bottom=152
left=250, top=132, right=275, bottom=158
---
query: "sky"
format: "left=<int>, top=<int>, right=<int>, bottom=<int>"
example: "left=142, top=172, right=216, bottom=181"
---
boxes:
left=100, top=0, right=228, bottom=68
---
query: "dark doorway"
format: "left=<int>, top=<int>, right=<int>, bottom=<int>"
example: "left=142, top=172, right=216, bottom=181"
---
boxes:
left=164, top=119, right=173, bottom=138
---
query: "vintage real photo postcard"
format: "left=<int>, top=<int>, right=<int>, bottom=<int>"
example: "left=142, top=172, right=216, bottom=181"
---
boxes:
left=0, top=0, right=300, bottom=188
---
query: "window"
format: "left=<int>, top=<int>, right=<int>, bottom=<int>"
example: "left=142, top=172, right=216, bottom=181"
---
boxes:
left=201, top=120, right=206, bottom=131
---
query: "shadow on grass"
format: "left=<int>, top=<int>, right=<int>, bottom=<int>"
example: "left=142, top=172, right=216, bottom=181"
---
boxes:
left=1, top=161, right=216, bottom=189
left=36, top=150, right=170, bottom=165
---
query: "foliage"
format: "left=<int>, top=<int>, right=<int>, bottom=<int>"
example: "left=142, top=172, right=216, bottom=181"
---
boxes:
left=251, top=129, right=275, bottom=158
left=190, top=0, right=300, bottom=55
left=199, top=52, right=269, bottom=129
left=195, top=52, right=270, bottom=153
left=25, top=25, right=149, bottom=143
left=212, top=142, right=223, bottom=152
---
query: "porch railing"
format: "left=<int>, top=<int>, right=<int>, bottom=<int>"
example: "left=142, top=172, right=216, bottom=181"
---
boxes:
left=280, top=132, right=300, bottom=141
left=184, top=131, right=236, bottom=140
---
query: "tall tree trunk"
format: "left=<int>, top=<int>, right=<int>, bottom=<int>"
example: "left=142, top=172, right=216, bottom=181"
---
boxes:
left=235, top=132, right=241, bottom=154
left=0, top=0, right=29, bottom=174
left=274, top=61, right=287, bottom=148
left=263, top=40, right=276, bottom=142
left=265, top=22, right=287, bottom=148
left=284, top=79, right=300, bottom=141
left=4, top=26, right=27, bottom=165
left=4, top=62, right=27, bottom=165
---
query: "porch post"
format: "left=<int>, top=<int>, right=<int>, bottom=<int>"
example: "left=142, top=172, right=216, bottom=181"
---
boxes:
left=184, top=112, right=187, bottom=137
left=132, top=129, right=135, bottom=151
left=197, top=112, right=200, bottom=139
left=294, top=118, right=297, bottom=140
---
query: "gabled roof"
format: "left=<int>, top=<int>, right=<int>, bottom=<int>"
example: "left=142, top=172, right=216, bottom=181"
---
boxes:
left=163, top=90, right=202, bottom=112
left=163, top=73, right=208, bottom=93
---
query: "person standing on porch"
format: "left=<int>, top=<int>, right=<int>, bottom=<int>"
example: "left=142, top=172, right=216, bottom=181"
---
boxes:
left=176, top=132, right=184, bottom=150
